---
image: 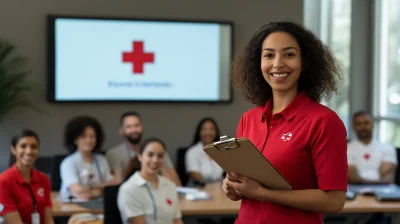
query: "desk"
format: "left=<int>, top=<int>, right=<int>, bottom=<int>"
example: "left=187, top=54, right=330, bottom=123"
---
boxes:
left=179, top=183, right=240, bottom=215
left=51, top=192, right=103, bottom=216
left=180, top=183, right=400, bottom=214
left=51, top=184, right=400, bottom=216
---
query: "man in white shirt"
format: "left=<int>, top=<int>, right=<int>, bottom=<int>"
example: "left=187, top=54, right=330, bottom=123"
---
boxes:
left=347, top=111, right=398, bottom=184
left=106, top=111, right=181, bottom=186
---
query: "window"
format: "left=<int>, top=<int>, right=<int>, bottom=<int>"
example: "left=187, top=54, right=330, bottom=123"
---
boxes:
left=305, top=0, right=352, bottom=130
left=374, top=0, right=400, bottom=145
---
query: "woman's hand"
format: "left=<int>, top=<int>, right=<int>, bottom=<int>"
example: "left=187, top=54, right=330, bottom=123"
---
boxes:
left=222, top=173, right=243, bottom=201
left=225, top=173, right=263, bottom=200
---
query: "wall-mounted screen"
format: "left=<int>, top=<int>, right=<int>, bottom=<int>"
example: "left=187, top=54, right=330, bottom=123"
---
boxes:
left=47, top=15, right=233, bottom=103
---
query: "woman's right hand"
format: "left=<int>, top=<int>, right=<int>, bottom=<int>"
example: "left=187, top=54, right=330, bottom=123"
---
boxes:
left=222, top=173, right=243, bottom=201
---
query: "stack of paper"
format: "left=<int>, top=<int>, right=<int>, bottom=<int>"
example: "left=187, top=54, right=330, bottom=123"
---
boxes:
left=176, top=187, right=211, bottom=201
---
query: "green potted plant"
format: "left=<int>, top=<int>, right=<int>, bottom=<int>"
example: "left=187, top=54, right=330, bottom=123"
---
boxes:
left=0, top=38, right=46, bottom=123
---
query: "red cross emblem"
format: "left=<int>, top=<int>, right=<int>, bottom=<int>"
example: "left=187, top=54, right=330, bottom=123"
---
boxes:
left=363, top=153, right=371, bottom=160
left=122, top=41, right=155, bottom=74
left=166, top=198, right=172, bottom=206
left=281, top=132, right=292, bottom=141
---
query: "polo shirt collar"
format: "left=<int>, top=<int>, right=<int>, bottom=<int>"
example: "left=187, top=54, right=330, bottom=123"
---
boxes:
left=130, top=171, right=166, bottom=188
left=262, top=91, right=312, bottom=121
left=12, top=164, right=40, bottom=184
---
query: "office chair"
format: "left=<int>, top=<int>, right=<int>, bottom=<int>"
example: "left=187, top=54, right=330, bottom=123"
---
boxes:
left=176, top=147, right=189, bottom=186
left=395, top=148, right=400, bottom=185
left=50, top=154, right=67, bottom=191
left=34, top=156, right=52, bottom=178
left=103, top=185, right=122, bottom=224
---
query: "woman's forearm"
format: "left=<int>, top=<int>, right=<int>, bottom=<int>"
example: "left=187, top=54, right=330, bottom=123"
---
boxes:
left=257, top=188, right=346, bottom=213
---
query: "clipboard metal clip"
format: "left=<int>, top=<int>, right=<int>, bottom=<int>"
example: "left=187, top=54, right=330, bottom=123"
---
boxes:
left=213, top=135, right=239, bottom=150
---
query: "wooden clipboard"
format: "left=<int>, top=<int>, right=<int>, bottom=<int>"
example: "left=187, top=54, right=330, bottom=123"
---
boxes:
left=204, top=135, right=292, bottom=190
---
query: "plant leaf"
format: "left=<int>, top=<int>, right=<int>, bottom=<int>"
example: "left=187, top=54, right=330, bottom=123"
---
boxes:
left=0, top=38, right=48, bottom=121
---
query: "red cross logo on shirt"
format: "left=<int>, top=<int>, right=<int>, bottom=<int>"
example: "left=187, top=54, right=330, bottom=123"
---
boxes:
left=37, top=188, right=44, bottom=197
left=281, top=132, right=293, bottom=141
left=166, top=198, right=172, bottom=206
left=122, top=41, right=155, bottom=74
left=363, top=153, right=371, bottom=160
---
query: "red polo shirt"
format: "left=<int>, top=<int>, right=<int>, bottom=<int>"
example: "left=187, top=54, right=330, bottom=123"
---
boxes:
left=0, top=164, right=52, bottom=224
left=235, top=92, right=348, bottom=224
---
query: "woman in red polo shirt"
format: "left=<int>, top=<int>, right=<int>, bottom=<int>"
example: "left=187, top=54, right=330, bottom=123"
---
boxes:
left=0, top=130, right=54, bottom=224
left=222, top=21, right=348, bottom=224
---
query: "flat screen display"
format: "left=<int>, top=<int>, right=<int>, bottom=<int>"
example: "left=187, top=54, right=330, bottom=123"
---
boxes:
left=47, top=15, right=233, bottom=103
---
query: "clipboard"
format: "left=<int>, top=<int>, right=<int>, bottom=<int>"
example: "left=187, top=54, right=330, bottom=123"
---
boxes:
left=203, top=135, right=292, bottom=190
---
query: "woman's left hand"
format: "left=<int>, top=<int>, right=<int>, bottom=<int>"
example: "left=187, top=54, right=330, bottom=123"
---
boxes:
left=225, top=173, right=264, bottom=200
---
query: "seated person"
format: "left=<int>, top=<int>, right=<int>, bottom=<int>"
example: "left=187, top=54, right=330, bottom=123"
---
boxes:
left=0, top=130, right=54, bottom=224
left=60, top=116, right=117, bottom=200
left=348, top=111, right=398, bottom=184
left=185, top=117, right=224, bottom=186
left=106, top=111, right=181, bottom=185
left=117, top=138, right=183, bottom=224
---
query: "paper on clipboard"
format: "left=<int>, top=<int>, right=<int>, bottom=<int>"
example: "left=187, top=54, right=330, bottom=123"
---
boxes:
left=203, top=135, right=292, bottom=190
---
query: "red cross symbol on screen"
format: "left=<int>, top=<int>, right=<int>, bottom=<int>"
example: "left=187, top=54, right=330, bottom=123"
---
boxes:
left=122, top=41, right=155, bottom=74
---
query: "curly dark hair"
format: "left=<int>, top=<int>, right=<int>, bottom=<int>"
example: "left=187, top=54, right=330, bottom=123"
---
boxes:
left=231, top=21, right=342, bottom=105
left=192, top=117, right=220, bottom=146
left=64, top=115, right=105, bottom=153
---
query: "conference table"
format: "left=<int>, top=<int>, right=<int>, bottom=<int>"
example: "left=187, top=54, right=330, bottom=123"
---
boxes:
left=52, top=183, right=400, bottom=222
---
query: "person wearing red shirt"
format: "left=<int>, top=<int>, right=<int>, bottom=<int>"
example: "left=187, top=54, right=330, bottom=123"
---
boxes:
left=0, top=130, right=54, bottom=224
left=222, top=21, right=348, bottom=224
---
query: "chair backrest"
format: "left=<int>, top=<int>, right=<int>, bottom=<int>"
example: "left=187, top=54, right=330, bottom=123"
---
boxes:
left=103, top=185, right=122, bottom=224
left=34, top=156, right=53, bottom=178
left=50, top=154, right=68, bottom=191
left=395, top=148, right=400, bottom=185
left=176, top=147, right=189, bottom=186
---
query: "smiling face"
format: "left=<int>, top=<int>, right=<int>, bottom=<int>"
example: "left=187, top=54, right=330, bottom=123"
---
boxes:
left=261, top=32, right=302, bottom=95
left=75, top=126, right=97, bottom=153
left=11, top=136, right=39, bottom=167
left=200, top=121, right=217, bottom=145
left=138, top=141, right=165, bottom=176
left=120, top=115, right=143, bottom=145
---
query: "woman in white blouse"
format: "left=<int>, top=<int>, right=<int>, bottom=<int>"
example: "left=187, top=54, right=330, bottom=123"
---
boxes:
left=185, top=117, right=224, bottom=186
left=118, top=138, right=183, bottom=224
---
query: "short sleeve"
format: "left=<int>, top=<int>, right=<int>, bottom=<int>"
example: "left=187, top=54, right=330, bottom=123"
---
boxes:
left=99, top=156, right=114, bottom=182
left=0, top=180, right=17, bottom=216
left=117, top=185, right=145, bottom=221
left=310, top=115, right=348, bottom=191
left=163, top=153, right=174, bottom=168
left=106, top=150, right=122, bottom=172
left=382, top=145, right=398, bottom=165
left=185, top=147, right=199, bottom=173
left=236, top=115, right=244, bottom=138
left=60, top=157, right=79, bottom=190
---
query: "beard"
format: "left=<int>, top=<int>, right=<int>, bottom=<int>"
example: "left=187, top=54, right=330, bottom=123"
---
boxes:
left=357, top=130, right=372, bottom=141
left=125, top=133, right=142, bottom=144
